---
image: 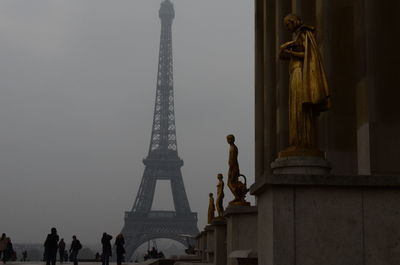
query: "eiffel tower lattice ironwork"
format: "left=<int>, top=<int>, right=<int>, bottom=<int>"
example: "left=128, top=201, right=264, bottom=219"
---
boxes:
left=121, top=0, right=199, bottom=260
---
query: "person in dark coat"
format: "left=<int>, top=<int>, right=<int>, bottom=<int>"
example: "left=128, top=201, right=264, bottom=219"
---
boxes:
left=44, top=228, right=59, bottom=265
left=2, top=237, right=14, bottom=263
left=101, top=233, right=112, bottom=265
left=114, top=234, right=125, bottom=265
left=58, top=239, right=66, bottom=263
left=22, top=250, right=27, bottom=261
left=0, top=234, right=6, bottom=263
left=69, top=235, right=82, bottom=265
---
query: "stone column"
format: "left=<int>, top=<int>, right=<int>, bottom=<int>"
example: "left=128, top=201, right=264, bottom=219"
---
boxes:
left=354, top=0, right=372, bottom=175
left=255, top=0, right=266, bottom=183
left=262, top=0, right=277, bottom=176
left=275, top=0, right=291, bottom=153
left=318, top=0, right=358, bottom=175
left=299, top=0, right=316, bottom=25
left=355, top=0, right=400, bottom=175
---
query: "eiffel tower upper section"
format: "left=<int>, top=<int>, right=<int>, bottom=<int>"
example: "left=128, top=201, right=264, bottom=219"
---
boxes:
left=148, top=0, right=178, bottom=160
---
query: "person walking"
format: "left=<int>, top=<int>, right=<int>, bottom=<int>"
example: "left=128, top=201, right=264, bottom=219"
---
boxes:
left=58, top=239, right=66, bottom=263
left=69, top=236, right=82, bottom=265
left=115, top=234, right=125, bottom=265
left=0, top=234, right=6, bottom=263
left=22, top=250, right=27, bottom=262
left=3, top=237, right=14, bottom=263
left=101, top=233, right=112, bottom=265
left=44, top=228, right=59, bottom=265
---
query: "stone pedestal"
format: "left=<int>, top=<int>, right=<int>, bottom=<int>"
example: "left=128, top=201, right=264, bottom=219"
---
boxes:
left=224, top=205, right=258, bottom=265
left=250, top=174, right=400, bottom=265
left=199, top=231, right=207, bottom=262
left=194, top=221, right=227, bottom=265
left=205, top=225, right=214, bottom=263
left=194, top=233, right=202, bottom=259
left=271, top=156, right=331, bottom=175
left=211, top=219, right=227, bottom=265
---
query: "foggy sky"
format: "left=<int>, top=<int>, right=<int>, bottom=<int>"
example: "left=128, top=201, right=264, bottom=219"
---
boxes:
left=0, top=0, right=253, bottom=245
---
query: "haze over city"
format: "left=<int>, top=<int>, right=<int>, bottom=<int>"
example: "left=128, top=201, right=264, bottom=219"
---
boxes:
left=0, top=0, right=253, bottom=245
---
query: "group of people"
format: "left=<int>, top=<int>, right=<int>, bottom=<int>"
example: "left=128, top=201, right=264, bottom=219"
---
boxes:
left=44, top=228, right=126, bottom=265
left=44, top=228, right=82, bottom=265
left=0, top=234, right=15, bottom=263
left=100, top=233, right=125, bottom=265
left=143, top=247, right=164, bottom=261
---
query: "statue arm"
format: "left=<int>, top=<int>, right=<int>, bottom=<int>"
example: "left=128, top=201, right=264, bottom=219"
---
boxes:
left=279, top=41, right=296, bottom=60
left=279, top=48, right=291, bottom=60
left=287, top=50, right=305, bottom=58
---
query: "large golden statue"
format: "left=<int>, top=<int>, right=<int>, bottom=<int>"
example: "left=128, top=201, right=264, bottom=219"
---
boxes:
left=279, top=14, right=331, bottom=158
left=207, top=193, right=215, bottom=224
left=216, top=174, right=225, bottom=218
left=226, top=135, right=250, bottom=206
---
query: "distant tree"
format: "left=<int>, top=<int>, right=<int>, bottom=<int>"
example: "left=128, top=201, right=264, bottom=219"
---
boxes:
left=78, top=248, right=95, bottom=259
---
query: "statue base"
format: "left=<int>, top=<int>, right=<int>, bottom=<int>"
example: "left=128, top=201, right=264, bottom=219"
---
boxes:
left=278, top=146, right=325, bottom=158
left=271, top=156, right=331, bottom=175
left=213, top=216, right=227, bottom=222
left=228, top=199, right=251, bottom=207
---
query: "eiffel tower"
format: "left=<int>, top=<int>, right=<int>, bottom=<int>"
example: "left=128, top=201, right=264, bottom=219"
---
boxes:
left=121, top=0, right=199, bottom=260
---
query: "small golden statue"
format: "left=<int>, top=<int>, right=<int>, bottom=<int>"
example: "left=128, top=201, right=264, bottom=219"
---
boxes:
left=226, top=135, right=250, bottom=206
left=216, top=174, right=225, bottom=218
left=279, top=14, right=331, bottom=158
left=207, top=193, right=215, bottom=224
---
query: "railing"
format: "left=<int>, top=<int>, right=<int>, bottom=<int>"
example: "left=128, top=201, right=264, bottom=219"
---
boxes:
left=125, top=211, right=197, bottom=220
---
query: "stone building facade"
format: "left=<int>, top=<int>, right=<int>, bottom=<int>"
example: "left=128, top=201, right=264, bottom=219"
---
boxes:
left=255, top=0, right=400, bottom=178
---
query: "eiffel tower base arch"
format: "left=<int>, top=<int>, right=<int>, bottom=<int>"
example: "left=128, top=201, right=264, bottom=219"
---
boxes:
left=121, top=211, right=198, bottom=261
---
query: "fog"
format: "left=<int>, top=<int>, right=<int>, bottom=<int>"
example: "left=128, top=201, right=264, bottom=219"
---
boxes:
left=0, top=0, right=253, bottom=244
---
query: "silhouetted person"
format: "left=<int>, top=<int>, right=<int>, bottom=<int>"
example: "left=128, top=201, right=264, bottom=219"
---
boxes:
left=69, top=235, right=82, bottom=265
left=22, top=250, right=27, bottom=262
left=101, top=233, right=112, bottom=265
left=44, top=228, right=59, bottom=265
left=95, top=252, right=100, bottom=262
left=115, top=234, right=125, bottom=265
left=2, top=237, right=13, bottom=263
left=58, top=239, right=65, bottom=263
left=150, top=247, right=157, bottom=259
left=0, top=234, right=6, bottom=262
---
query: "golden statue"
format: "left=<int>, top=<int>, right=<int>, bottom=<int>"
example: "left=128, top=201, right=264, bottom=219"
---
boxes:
left=279, top=14, right=331, bottom=158
left=208, top=193, right=215, bottom=224
left=226, top=135, right=250, bottom=206
left=216, top=174, right=225, bottom=218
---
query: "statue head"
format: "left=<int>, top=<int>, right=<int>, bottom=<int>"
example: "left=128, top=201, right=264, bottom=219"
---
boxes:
left=217, top=173, right=223, bottom=180
left=284, top=14, right=303, bottom=32
left=226, top=134, right=235, bottom=144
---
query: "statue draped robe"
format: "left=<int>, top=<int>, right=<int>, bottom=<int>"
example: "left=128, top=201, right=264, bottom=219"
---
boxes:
left=286, top=26, right=331, bottom=152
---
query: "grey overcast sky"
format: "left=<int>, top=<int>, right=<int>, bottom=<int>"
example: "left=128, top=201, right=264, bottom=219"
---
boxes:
left=0, top=0, right=253, bottom=245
